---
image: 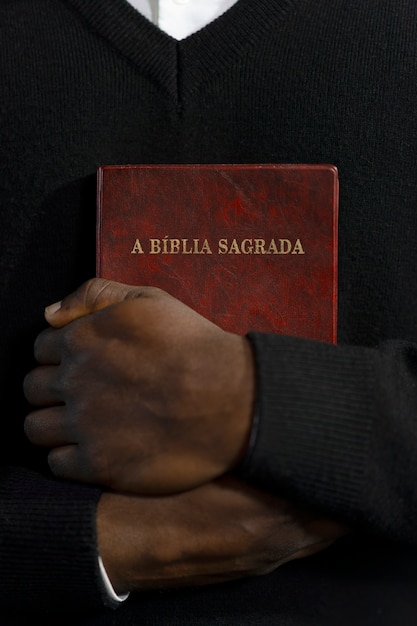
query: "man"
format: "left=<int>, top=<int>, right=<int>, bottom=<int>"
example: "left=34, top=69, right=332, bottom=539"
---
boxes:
left=1, top=0, right=417, bottom=623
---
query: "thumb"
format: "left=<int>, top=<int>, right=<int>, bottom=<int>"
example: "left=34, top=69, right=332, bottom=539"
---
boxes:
left=44, top=278, right=142, bottom=327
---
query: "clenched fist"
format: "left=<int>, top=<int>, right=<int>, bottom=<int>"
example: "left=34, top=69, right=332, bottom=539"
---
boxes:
left=23, top=279, right=255, bottom=494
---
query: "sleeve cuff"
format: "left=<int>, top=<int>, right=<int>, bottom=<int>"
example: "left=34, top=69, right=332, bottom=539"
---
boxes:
left=98, top=555, right=130, bottom=603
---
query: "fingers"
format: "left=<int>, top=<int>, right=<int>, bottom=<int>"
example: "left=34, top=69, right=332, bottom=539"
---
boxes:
left=48, top=443, right=111, bottom=488
left=24, top=406, right=71, bottom=447
left=44, top=278, right=147, bottom=328
left=24, top=408, right=92, bottom=485
left=32, top=327, right=63, bottom=365
left=47, top=444, right=88, bottom=483
left=23, top=365, right=62, bottom=406
left=24, top=408, right=101, bottom=486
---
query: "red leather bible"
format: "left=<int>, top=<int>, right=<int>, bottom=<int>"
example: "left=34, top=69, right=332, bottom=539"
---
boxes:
left=96, top=164, right=338, bottom=342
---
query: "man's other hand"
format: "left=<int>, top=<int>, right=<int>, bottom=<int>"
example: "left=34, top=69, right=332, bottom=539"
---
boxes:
left=96, top=476, right=349, bottom=594
left=23, top=278, right=255, bottom=494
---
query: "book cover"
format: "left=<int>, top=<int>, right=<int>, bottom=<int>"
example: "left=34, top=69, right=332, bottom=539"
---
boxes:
left=96, top=163, right=338, bottom=343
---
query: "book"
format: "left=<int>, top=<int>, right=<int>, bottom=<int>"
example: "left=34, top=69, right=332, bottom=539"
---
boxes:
left=96, top=163, right=338, bottom=343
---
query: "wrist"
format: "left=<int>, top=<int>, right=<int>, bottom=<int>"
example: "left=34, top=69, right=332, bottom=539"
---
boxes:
left=225, top=334, right=256, bottom=469
left=98, top=555, right=130, bottom=602
left=96, top=493, right=133, bottom=596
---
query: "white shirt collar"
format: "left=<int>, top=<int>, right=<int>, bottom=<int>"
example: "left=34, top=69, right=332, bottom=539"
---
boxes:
left=125, top=0, right=239, bottom=40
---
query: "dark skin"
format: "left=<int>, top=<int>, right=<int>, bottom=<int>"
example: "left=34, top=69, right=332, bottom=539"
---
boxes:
left=24, top=279, right=255, bottom=494
left=23, top=278, right=349, bottom=593
left=97, top=477, right=348, bottom=594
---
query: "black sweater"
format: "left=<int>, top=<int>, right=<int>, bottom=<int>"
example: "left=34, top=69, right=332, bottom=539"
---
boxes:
left=1, top=0, right=417, bottom=623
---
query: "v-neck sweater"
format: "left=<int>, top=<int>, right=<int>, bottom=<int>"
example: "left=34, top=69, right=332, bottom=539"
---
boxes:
left=1, top=0, right=417, bottom=623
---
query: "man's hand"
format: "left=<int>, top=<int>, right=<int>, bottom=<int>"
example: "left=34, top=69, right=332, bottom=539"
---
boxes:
left=23, top=279, right=255, bottom=494
left=96, top=476, right=349, bottom=594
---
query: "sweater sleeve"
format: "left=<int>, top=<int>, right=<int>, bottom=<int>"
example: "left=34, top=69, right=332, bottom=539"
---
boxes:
left=0, top=466, right=120, bottom=611
left=239, top=333, right=417, bottom=545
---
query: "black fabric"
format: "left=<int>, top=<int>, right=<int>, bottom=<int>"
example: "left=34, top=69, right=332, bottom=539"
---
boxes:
left=1, top=0, right=417, bottom=622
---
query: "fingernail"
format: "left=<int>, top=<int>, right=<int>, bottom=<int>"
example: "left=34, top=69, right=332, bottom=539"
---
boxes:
left=45, top=301, right=62, bottom=316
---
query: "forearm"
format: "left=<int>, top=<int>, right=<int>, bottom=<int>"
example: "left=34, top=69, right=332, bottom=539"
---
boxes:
left=0, top=466, right=114, bottom=611
left=96, top=478, right=348, bottom=595
left=241, top=333, right=417, bottom=543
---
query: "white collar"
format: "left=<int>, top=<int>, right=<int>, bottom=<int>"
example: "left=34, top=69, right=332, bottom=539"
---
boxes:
left=125, top=0, right=239, bottom=40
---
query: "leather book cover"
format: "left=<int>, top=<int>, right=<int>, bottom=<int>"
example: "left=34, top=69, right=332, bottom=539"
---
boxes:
left=96, top=163, right=338, bottom=343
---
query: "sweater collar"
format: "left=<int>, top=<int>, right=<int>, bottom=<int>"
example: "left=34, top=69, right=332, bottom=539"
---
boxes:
left=65, top=0, right=300, bottom=101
